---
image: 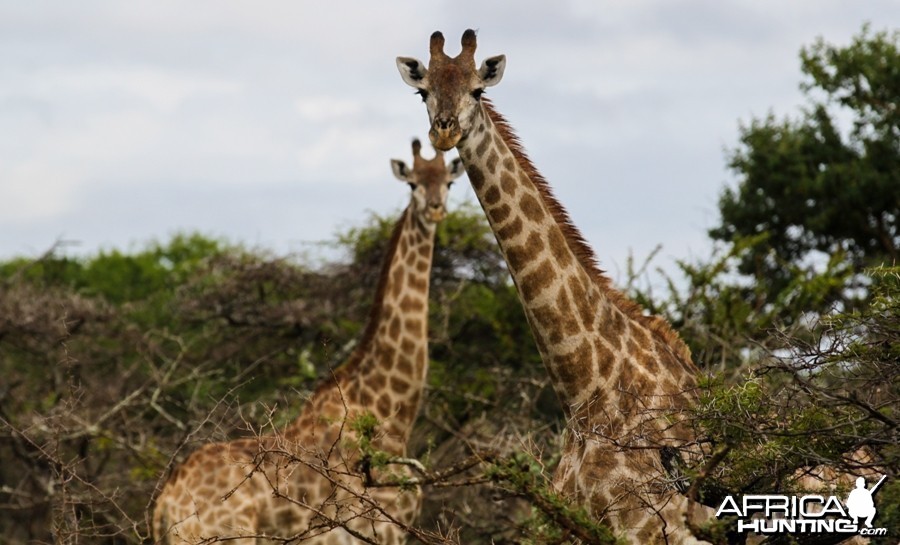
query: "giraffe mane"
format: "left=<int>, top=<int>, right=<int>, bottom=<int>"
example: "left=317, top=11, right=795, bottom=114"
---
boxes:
left=481, top=98, right=693, bottom=365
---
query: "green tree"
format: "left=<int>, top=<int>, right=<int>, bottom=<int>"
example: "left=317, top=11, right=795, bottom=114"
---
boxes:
left=621, top=27, right=900, bottom=543
left=710, top=26, right=899, bottom=309
left=688, top=267, right=899, bottom=544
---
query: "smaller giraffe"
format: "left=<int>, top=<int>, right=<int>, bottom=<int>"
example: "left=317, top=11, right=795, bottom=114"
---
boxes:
left=152, top=140, right=464, bottom=544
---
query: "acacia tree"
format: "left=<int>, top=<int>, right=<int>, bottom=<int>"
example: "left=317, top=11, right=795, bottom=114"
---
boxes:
left=710, top=26, right=899, bottom=310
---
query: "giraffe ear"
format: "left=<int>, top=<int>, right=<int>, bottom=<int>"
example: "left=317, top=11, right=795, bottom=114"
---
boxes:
left=391, top=159, right=412, bottom=182
left=396, top=57, right=427, bottom=88
left=447, top=158, right=465, bottom=180
left=478, top=55, right=506, bottom=87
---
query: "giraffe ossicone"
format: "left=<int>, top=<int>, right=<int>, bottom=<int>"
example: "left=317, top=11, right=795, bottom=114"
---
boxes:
left=152, top=139, right=463, bottom=544
left=398, top=30, right=713, bottom=544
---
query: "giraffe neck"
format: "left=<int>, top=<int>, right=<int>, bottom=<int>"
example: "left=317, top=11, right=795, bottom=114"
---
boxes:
left=457, top=100, right=694, bottom=416
left=298, top=205, right=435, bottom=453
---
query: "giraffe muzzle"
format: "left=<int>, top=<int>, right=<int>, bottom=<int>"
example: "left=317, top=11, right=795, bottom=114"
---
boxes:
left=426, top=205, right=447, bottom=223
left=429, top=117, right=461, bottom=151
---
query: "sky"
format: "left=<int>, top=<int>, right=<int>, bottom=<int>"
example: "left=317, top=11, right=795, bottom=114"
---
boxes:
left=2, top=1, right=898, bottom=282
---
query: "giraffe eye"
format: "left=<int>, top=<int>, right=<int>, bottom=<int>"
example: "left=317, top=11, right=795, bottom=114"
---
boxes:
left=471, top=88, right=484, bottom=100
left=407, top=183, right=416, bottom=191
left=416, top=89, right=429, bottom=102
left=448, top=181, right=455, bottom=188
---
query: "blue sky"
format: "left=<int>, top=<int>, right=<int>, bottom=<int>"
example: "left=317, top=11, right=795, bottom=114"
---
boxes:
left=2, top=1, right=897, bottom=281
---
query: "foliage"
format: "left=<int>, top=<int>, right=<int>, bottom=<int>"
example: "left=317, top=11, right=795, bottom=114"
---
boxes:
left=0, top=204, right=550, bottom=544
left=350, top=411, right=394, bottom=478
left=630, top=234, right=855, bottom=374
left=684, top=267, right=900, bottom=543
left=710, top=25, right=899, bottom=309
left=485, top=452, right=622, bottom=545
left=623, top=25, right=900, bottom=543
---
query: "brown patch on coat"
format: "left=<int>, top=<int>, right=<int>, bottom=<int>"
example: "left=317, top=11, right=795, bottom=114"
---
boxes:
left=484, top=185, right=500, bottom=205
left=466, top=164, right=485, bottom=190
left=497, top=216, right=523, bottom=239
left=520, top=258, right=557, bottom=300
left=518, top=193, right=545, bottom=222
left=487, top=203, right=511, bottom=224
left=486, top=149, right=499, bottom=174
left=505, top=230, right=544, bottom=271
left=551, top=338, right=593, bottom=397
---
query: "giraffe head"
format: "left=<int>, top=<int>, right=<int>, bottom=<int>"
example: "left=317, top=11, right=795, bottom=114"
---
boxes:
left=391, top=138, right=464, bottom=224
left=397, top=29, right=506, bottom=151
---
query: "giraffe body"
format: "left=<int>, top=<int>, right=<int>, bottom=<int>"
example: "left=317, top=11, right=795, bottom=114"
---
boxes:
left=398, top=31, right=712, bottom=543
left=152, top=141, right=463, bottom=544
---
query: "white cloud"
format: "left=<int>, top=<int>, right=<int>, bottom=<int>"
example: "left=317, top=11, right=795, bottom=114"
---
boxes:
left=51, top=110, right=164, bottom=162
left=0, top=109, right=166, bottom=225
left=0, top=161, right=83, bottom=221
left=296, top=124, right=385, bottom=174
left=295, top=96, right=363, bottom=122
left=0, top=65, right=242, bottom=113
left=1, top=0, right=897, bottom=265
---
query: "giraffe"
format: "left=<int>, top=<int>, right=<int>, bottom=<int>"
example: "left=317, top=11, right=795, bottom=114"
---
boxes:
left=152, top=139, right=465, bottom=544
left=397, top=30, right=712, bottom=543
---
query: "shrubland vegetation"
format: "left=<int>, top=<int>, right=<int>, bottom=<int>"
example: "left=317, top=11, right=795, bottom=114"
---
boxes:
left=1, top=25, right=896, bottom=544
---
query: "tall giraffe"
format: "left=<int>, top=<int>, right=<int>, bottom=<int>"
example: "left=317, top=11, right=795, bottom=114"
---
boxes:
left=397, top=31, right=711, bottom=543
left=152, top=139, right=464, bottom=544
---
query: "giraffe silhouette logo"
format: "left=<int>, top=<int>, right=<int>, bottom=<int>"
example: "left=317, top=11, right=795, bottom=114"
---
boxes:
left=845, top=475, right=886, bottom=529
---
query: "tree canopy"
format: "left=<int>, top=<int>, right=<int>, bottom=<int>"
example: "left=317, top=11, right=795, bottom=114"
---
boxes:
left=710, top=26, right=899, bottom=309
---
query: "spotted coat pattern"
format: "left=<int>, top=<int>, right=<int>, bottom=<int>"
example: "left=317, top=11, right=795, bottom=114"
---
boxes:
left=152, top=141, right=460, bottom=544
left=398, top=30, right=713, bottom=543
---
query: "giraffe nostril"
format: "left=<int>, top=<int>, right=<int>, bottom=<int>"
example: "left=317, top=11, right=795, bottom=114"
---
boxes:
left=435, top=116, right=456, bottom=130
